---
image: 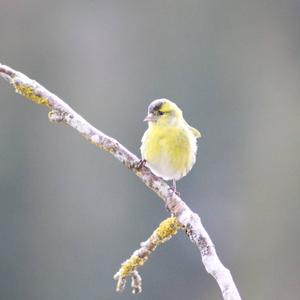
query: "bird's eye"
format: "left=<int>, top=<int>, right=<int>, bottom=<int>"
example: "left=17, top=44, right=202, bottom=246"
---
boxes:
left=158, top=111, right=164, bottom=116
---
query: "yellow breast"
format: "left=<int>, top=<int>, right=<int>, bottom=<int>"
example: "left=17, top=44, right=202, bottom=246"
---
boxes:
left=140, top=125, right=197, bottom=181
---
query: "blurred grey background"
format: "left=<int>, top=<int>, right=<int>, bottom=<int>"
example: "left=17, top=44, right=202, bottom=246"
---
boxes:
left=0, top=1, right=299, bottom=299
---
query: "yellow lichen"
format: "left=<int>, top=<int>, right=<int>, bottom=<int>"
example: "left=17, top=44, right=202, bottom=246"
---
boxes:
left=13, top=81, right=49, bottom=106
left=155, top=217, right=181, bottom=242
left=119, top=255, right=146, bottom=277
left=114, top=217, right=182, bottom=293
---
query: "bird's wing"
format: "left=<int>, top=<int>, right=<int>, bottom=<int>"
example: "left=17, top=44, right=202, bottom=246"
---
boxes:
left=189, top=126, right=202, bottom=138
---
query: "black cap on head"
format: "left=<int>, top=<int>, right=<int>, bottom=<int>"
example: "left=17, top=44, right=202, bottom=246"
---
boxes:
left=148, top=99, right=166, bottom=114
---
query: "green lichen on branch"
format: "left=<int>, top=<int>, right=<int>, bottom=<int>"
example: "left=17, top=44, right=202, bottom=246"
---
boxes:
left=114, top=217, right=182, bottom=294
left=155, top=216, right=181, bottom=242
left=118, top=255, right=147, bottom=278
left=12, top=79, right=49, bottom=106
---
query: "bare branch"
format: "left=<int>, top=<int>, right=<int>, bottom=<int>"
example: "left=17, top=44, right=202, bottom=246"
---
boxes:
left=0, top=63, right=242, bottom=300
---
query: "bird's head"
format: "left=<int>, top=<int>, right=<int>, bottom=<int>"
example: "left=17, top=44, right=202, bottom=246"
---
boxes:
left=144, top=99, right=183, bottom=126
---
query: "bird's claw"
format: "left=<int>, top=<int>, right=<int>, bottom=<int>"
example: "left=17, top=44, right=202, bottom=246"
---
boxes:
left=168, top=186, right=180, bottom=196
left=134, top=159, right=146, bottom=170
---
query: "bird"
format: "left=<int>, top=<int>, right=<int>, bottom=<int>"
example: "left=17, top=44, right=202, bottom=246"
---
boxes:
left=140, top=99, right=201, bottom=194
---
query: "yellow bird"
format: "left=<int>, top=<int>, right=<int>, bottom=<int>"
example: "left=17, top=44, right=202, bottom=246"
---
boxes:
left=140, top=99, right=201, bottom=194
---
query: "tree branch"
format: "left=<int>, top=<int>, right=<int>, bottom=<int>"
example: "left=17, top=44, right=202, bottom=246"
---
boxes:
left=114, top=217, right=182, bottom=294
left=0, top=63, right=241, bottom=300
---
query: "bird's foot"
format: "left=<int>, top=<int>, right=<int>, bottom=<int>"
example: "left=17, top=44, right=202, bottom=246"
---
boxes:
left=168, top=186, right=180, bottom=197
left=134, top=159, right=146, bottom=170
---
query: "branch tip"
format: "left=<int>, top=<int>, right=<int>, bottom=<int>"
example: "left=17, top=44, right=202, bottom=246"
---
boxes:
left=114, top=217, right=181, bottom=294
left=131, top=271, right=142, bottom=294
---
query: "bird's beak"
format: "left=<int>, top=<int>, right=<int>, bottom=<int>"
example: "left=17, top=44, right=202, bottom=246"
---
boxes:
left=144, top=113, right=157, bottom=122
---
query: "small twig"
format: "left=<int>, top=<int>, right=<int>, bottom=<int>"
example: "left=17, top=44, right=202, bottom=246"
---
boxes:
left=114, top=217, right=182, bottom=294
left=0, top=63, right=242, bottom=300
